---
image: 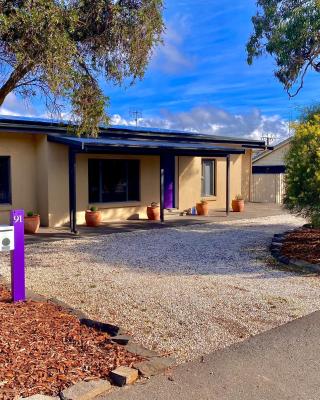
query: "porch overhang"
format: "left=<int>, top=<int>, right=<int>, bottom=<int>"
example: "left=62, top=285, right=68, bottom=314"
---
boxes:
left=48, top=135, right=246, bottom=157
left=47, top=135, right=248, bottom=233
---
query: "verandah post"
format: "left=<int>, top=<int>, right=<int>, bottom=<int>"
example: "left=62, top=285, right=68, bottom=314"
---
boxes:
left=160, top=154, right=165, bottom=223
left=226, top=154, right=231, bottom=215
left=69, top=147, right=78, bottom=233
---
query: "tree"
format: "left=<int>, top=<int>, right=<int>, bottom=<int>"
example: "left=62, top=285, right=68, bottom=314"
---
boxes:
left=247, top=0, right=320, bottom=96
left=0, top=0, right=164, bottom=136
left=284, top=108, right=320, bottom=227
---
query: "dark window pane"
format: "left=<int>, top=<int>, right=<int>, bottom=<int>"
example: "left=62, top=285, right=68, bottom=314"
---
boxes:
left=88, top=160, right=101, bottom=203
left=88, top=159, right=140, bottom=203
left=128, top=160, right=140, bottom=201
left=102, top=160, right=127, bottom=202
left=0, top=157, right=11, bottom=204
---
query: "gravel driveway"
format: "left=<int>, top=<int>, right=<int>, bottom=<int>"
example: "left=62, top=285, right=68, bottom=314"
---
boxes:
left=1, top=214, right=320, bottom=362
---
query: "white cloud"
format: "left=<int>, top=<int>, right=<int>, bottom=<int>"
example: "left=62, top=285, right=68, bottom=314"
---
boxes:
left=0, top=93, right=37, bottom=117
left=151, top=15, right=195, bottom=74
left=112, top=106, right=290, bottom=143
left=0, top=94, right=290, bottom=144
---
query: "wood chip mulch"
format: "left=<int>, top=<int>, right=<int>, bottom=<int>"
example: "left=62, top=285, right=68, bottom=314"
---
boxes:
left=0, top=286, right=143, bottom=400
left=281, top=228, right=320, bottom=265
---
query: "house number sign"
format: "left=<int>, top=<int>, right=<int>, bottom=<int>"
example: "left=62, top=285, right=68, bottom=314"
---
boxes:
left=0, top=210, right=26, bottom=302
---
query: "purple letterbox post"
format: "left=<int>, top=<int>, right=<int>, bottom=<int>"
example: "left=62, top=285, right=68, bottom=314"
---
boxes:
left=10, top=210, right=26, bottom=302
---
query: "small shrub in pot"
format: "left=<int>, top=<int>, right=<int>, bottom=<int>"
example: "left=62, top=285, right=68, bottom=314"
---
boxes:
left=147, top=202, right=160, bottom=221
left=85, top=206, right=102, bottom=227
left=232, top=195, right=245, bottom=212
left=24, top=211, right=40, bottom=234
left=196, top=199, right=209, bottom=216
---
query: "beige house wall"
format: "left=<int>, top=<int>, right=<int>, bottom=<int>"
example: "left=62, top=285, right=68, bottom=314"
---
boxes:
left=0, top=132, right=253, bottom=227
left=47, top=142, right=69, bottom=227
left=0, top=133, right=38, bottom=225
left=35, top=135, right=49, bottom=226
left=177, top=151, right=251, bottom=211
left=241, top=149, right=252, bottom=202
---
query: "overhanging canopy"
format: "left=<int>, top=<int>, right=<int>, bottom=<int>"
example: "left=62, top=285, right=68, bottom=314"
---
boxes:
left=48, top=135, right=246, bottom=157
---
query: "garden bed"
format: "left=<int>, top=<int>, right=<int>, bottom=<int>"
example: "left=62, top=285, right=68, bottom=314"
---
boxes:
left=281, top=228, right=320, bottom=265
left=0, top=285, right=143, bottom=399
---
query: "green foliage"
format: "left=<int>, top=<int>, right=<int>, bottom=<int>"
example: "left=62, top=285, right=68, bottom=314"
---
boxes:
left=247, top=0, right=320, bottom=96
left=284, top=111, right=320, bottom=227
left=26, top=211, right=34, bottom=217
left=0, top=0, right=164, bottom=136
left=90, top=206, right=98, bottom=212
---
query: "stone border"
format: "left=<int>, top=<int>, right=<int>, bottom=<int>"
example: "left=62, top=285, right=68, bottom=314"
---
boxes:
left=270, top=230, right=320, bottom=273
left=0, top=281, right=176, bottom=399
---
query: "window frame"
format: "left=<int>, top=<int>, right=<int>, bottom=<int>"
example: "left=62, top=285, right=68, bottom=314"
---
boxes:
left=201, top=158, right=216, bottom=198
left=88, top=158, right=141, bottom=204
left=0, top=156, right=12, bottom=204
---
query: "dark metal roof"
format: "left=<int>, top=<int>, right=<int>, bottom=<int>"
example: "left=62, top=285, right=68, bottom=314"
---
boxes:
left=48, top=135, right=246, bottom=156
left=0, top=115, right=267, bottom=149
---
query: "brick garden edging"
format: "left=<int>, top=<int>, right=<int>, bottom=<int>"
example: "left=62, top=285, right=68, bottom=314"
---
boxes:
left=270, top=231, right=320, bottom=273
left=0, top=280, right=176, bottom=399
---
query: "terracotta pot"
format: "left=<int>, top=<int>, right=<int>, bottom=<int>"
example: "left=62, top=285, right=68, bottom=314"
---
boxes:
left=85, top=210, right=102, bottom=227
left=147, top=206, right=160, bottom=221
left=196, top=202, right=209, bottom=216
left=232, top=199, right=245, bottom=212
left=24, top=215, right=40, bottom=234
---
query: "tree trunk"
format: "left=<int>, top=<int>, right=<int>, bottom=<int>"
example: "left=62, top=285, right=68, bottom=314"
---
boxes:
left=0, top=63, right=32, bottom=106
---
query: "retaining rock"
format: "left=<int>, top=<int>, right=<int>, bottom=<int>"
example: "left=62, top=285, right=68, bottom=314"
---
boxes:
left=110, top=367, right=138, bottom=387
left=60, top=379, right=111, bottom=400
left=133, top=357, right=176, bottom=378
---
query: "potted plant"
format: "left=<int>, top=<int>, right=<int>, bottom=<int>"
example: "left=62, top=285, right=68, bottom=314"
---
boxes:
left=85, top=206, right=102, bottom=227
left=147, top=202, right=160, bottom=221
left=232, top=194, right=245, bottom=212
left=196, top=199, right=209, bottom=216
left=24, top=211, right=40, bottom=234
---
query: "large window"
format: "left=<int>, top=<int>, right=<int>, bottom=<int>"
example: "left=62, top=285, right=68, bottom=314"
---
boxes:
left=88, top=159, right=140, bottom=203
left=0, top=156, right=11, bottom=204
left=201, top=159, right=216, bottom=197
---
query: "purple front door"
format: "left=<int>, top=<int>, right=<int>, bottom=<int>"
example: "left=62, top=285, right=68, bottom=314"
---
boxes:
left=163, top=154, right=175, bottom=209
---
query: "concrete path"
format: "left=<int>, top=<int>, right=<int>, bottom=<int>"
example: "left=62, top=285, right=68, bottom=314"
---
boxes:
left=103, top=311, right=320, bottom=400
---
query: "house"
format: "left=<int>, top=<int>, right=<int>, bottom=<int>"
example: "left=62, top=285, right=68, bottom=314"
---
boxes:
left=0, top=116, right=267, bottom=231
left=252, top=137, right=292, bottom=204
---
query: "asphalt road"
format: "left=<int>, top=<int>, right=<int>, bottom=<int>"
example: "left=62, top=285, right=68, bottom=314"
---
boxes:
left=102, top=311, right=320, bottom=400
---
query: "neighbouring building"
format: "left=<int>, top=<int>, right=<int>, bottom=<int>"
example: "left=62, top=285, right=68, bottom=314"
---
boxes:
left=252, top=137, right=292, bottom=204
left=0, top=116, right=267, bottom=231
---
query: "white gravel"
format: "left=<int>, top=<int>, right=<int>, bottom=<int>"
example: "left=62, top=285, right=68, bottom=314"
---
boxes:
left=1, top=214, right=320, bottom=363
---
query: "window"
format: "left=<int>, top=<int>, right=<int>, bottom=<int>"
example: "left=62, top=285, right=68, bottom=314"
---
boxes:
left=0, top=157, right=11, bottom=204
left=201, top=159, right=215, bottom=197
left=88, top=159, right=140, bottom=203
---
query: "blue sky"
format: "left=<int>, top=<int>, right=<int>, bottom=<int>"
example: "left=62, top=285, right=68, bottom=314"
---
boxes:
left=1, top=0, right=320, bottom=141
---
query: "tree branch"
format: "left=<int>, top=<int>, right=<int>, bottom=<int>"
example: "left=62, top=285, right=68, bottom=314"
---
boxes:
left=288, top=60, right=312, bottom=98
left=0, top=63, right=33, bottom=106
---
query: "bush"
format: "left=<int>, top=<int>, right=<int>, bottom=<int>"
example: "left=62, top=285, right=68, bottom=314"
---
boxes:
left=284, top=113, right=320, bottom=227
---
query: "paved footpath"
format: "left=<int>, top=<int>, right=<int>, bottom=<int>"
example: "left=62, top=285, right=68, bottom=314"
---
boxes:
left=101, top=311, right=320, bottom=400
